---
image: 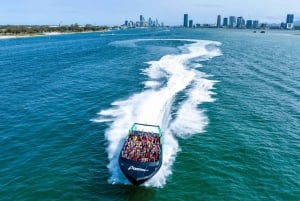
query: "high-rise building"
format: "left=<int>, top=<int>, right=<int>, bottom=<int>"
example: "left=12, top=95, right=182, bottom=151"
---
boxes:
left=253, top=20, right=259, bottom=29
left=237, top=16, right=244, bottom=28
left=126, top=21, right=134, bottom=28
left=286, top=14, right=294, bottom=23
left=140, top=15, right=145, bottom=27
left=189, top=20, right=193, bottom=28
left=217, top=15, right=222, bottom=28
left=246, top=20, right=253, bottom=29
left=223, top=17, right=228, bottom=27
left=155, top=18, right=159, bottom=27
left=229, top=16, right=236, bottom=28
left=183, top=14, right=188, bottom=28
left=286, top=14, right=294, bottom=29
left=260, top=23, right=267, bottom=29
left=140, top=15, right=144, bottom=22
left=148, top=17, right=151, bottom=26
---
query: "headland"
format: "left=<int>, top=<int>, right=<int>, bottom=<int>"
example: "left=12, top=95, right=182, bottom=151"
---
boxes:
left=0, top=24, right=108, bottom=39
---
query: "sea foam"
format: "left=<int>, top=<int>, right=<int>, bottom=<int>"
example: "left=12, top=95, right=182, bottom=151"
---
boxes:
left=93, top=39, right=222, bottom=187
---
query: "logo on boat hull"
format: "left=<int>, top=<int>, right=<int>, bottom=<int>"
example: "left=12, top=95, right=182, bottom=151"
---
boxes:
left=128, top=166, right=149, bottom=172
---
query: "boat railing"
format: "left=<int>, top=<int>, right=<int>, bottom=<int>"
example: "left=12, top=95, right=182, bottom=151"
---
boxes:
left=129, top=123, right=162, bottom=137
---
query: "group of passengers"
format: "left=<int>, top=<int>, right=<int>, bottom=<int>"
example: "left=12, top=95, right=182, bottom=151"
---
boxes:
left=121, top=132, right=161, bottom=162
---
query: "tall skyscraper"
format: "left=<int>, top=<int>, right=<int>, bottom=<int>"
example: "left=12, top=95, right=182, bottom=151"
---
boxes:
left=237, top=16, right=245, bottom=28
left=237, top=17, right=242, bottom=28
left=155, top=18, right=159, bottom=27
left=286, top=14, right=294, bottom=29
left=253, top=20, right=259, bottom=29
left=229, top=16, right=236, bottom=28
left=189, top=20, right=193, bottom=28
left=223, top=17, right=228, bottom=27
left=140, top=15, right=145, bottom=27
left=217, top=15, right=222, bottom=28
left=183, top=14, right=188, bottom=28
left=246, top=20, right=253, bottom=29
left=148, top=17, right=152, bottom=27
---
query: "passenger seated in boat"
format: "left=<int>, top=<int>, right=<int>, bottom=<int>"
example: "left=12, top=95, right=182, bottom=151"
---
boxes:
left=122, top=131, right=161, bottom=162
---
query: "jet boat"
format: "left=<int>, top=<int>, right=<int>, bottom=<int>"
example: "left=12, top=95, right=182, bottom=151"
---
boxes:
left=119, top=123, right=163, bottom=186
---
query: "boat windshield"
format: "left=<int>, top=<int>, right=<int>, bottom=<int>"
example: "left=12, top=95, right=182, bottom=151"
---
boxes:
left=130, top=123, right=162, bottom=137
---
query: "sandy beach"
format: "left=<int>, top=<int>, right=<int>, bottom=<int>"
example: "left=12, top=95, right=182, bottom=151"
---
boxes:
left=0, top=30, right=108, bottom=40
left=0, top=32, right=70, bottom=40
left=0, top=35, right=26, bottom=39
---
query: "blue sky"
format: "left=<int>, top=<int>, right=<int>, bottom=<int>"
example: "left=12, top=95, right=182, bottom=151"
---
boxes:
left=0, top=0, right=299, bottom=25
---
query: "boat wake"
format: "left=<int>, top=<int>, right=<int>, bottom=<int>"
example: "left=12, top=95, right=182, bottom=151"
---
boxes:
left=92, top=38, right=222, bottom=187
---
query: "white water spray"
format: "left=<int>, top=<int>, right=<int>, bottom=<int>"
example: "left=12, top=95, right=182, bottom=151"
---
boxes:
left=92, top=39, right=222, bottom=187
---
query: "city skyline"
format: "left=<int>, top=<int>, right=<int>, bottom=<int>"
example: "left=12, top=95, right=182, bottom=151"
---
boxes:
left=123, top=15, right=164, bottom=28
left=0, top=0, right=300, bottom=26
left=182, top=13, right=298, bottom=29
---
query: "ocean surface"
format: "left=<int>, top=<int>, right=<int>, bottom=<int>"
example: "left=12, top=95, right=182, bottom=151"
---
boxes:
left=0, top=28, right=299, bottom=201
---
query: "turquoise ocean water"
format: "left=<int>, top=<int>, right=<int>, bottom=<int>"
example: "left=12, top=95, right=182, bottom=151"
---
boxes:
left=0, top=29, right=299, bottom=200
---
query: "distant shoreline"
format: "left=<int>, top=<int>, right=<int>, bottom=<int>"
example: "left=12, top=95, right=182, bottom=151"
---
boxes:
left=0, top=25, right=109, bottom=40
left=0, top=30, right=108, bottom=40
left=1, top=27, right=299, bottom=40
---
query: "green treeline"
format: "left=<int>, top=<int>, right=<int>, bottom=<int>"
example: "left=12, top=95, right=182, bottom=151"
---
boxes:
left=0, top=24, right=109, bottom=35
